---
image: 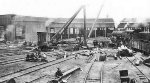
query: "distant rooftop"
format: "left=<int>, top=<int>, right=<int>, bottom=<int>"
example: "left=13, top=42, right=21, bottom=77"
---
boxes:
left=52, top=18, right=114, bottom=23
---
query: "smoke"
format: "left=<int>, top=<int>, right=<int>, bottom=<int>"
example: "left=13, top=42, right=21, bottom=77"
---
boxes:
left=136, top=18, right=149, bottom=26
left=6, top=25, right=15, bottom=32
left=131, top=18, right=150, bottom=29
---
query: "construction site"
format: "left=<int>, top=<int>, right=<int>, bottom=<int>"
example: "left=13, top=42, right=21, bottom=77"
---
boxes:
left=0, top=0, right=150, bottom=83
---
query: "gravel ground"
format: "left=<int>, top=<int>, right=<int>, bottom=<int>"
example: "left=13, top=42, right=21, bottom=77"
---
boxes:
left=102, top=51, right=150, bottom=83
left=0, top=55, right=25, bottom=62
left=0, top=50, right=69, bottom=77
left=16, top=55, right=88, bottom=83
left=2, top=47, right=150, bottom=83
left=0, top=56, right=55, bottom=77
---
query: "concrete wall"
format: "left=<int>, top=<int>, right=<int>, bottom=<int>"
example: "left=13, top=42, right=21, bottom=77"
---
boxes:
left=0, top=14, right=15, bottom=41
left=13, top=15, right=49, bottom=43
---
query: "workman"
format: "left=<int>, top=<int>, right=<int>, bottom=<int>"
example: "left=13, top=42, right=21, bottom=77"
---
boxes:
left=64, top=52, right=67, bottom=58
left=60, top=80, right=67, bottom=83
left=117, top=43, right=133, bottom=57
left=89, top=50, right=93, bottom=57
left=7, top=78, right=16, bottom=83
left=55, top=68, right=63, bottom=78
left=40, top=52, right=48, bottom=62
left=75, top=53, right=80, bottom=59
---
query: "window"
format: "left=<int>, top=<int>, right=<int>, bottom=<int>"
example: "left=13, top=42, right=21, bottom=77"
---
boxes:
left=70, top=28, right=74, bottom=34
left=50, top=28, right=55, bottom=33
left=76, top=28, right=79, bottom=34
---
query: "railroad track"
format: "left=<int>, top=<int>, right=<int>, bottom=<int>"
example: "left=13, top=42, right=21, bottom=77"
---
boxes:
left=87, top=55, right=95, bottom=63
left=126, top=57, right=150, bottom=83
left=84, top=62, right=94, bottom=83
left=0, top=56, right=75, bottom=83
left=0, top=58, right=25, bottom=65
left=28, top=67, right=77, bottom=83
left=83, top=51, right=106, bottom=83
left=0, top=51, right=65, bottom=66
left=84, top=62, right=104, bottom=83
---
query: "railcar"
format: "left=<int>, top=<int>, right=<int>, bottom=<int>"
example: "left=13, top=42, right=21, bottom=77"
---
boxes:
left=130, top=32, right=150, bottom=55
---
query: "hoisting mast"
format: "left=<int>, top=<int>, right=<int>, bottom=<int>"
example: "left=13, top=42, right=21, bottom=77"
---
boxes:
left=50, top=6, right=87, bottom=46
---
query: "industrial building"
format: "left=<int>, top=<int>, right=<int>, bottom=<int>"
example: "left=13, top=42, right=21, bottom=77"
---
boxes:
left=47, top=18, right=115, bottom=40
left=0, top=14, right=115, bottom=44
left=0, top=14, right=49, bottom=43
left=0, top=2, right=150, bottom=83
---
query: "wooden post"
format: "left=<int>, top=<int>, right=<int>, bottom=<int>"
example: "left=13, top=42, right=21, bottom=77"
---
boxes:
left=95, top=29, right=96, bottom=38
left=83, top=6, right=87, bottom=46
left=105, top=27, right=107, bottom=37
left=68, top=28, right=69, bottom=39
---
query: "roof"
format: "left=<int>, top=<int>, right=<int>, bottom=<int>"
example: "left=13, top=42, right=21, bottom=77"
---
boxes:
left=13, top=15, right=49, bottom=22
left=0, top=14, right=16, bottom=26
left=139, top=32, right=150, bottom=34
left=49, top=18, right=115, bottom=28
left=90, top=37, right=111, bottom=42
left=127, top=23, right=134, bottom=27
left=121, top=18, right=137, bottom=23
left=112, top=31, right=125, bottom=35
left=125, top=30, right=134, bottom=33
left=117, top=23, right=127, bottom=28
left=53, top=18, right=114, bottom=23
left=50, top=22, right=115, bottom=28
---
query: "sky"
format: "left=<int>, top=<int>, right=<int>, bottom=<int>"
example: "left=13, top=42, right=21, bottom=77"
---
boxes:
left=0, top=0, right=150, bottom=24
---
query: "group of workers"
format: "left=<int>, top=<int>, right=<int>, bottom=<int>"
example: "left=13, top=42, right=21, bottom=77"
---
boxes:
left=116, top=41, right=134, bottom=59
left=93, top=40, right=107, bottom=48
left=26, top=46, right=48, bottom=62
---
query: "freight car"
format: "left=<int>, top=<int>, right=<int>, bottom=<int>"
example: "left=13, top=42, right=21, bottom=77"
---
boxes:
left=130, top=32, right=150, bottom=55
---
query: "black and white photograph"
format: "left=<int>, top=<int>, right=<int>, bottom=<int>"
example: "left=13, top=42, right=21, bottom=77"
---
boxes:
left=0, top=0, right=150, bottom=83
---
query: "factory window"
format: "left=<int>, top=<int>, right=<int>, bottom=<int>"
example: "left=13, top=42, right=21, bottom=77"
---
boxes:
left=145, top=27, right=147, bottom=32
left=70, top=28, right=74, bottom=34
left=75, top=28, right=77, bottom=34
left=87, top=28, right=90, bottom=30
left=100, top=27, right=102, bottom=30
left=76, top=28, right=79, bottom=34
left=50, top=28, right=55, bottom=33
left=0, top=26, right=5, bottom=38
left=102, top=27, right=104, bottom=30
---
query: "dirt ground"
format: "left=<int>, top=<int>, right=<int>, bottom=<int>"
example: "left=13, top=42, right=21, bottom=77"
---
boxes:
left=1, top=47, right=150, bottom=83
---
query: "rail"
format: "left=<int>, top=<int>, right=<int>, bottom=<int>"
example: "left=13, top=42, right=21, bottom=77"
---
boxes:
left=83, top=62, right=94, bottom=83
left=126, top=57, right=150, bottom=82
left=0, top=58, right=25, bottom=65
left=0, top=56, right=75, bottom=83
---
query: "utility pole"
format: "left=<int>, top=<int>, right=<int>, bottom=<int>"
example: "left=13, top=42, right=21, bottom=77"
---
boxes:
left=83, top=6, right=87, bottom=46
left=95, top=29, right=96, bottom=38
left=105, top=27, right=106, bottom=37
left=68, top=28, right=69, bottom=39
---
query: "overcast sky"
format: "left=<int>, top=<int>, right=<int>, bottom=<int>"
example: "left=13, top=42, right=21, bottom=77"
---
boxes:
left=0, top=0, right=150, bottom=24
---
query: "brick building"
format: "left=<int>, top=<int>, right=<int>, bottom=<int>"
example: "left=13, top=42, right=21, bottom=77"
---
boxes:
left=0, top=14, right=49, bottom=43
left=47, top=18, right=115, bottom=40
left=0, top=14, right=115, bottom=43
